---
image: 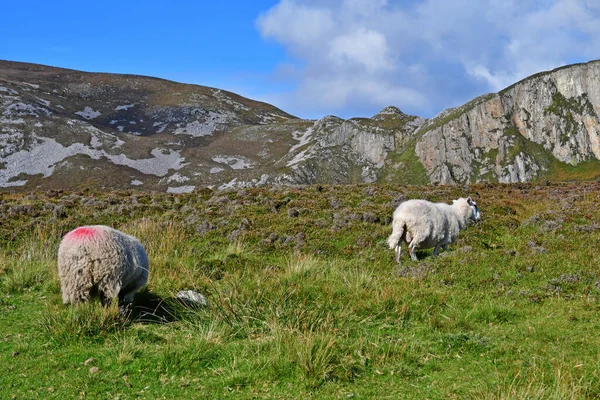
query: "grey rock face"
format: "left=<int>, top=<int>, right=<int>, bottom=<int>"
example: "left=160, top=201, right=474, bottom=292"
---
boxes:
left=415, top=61, right=600, bottom=184
left=280, top=107, right=424, bottom=184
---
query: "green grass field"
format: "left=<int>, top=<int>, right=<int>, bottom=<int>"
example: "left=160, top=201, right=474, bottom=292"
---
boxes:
left=2, top=183, right=600, bottom=399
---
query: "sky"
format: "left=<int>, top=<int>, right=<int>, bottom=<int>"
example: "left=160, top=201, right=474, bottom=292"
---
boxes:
left=1, top=0, right=599, bottom=120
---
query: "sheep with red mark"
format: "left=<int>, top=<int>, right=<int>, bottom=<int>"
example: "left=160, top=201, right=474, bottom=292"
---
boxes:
left=57, top=225, right=149, bottom=311
left=387, top=197, right=481, bottom=263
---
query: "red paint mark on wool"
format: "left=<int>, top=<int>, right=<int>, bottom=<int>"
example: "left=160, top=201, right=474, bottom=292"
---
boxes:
left=66, top=226, right=99, bottom=240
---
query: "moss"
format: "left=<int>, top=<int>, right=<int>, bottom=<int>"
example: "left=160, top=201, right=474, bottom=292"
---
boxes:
left=483, top=148, right=499, bottom=163
left=475, top=170, right=497, bottom=183
left=543, top=92, right=596, bottom=145
left=545, top=92, right=595, bottom=117
left=501, top=126, right=553, bottom=170
left=469, top=148, right=500, bottom=183
left=378, top=142, right=429, bottom=185
left=494, top=125, right=600, bottom=182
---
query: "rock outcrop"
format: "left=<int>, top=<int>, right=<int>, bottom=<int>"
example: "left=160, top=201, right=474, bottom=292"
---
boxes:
left=277, top=107, right=423, bottom=184
left=415, top=60, right=600, bottom=184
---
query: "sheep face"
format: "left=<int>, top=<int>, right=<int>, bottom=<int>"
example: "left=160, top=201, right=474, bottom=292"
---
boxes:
left=467, top=197, right=481, bottom=222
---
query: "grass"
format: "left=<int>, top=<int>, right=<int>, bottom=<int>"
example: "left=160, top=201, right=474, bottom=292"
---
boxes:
left=380, top=142, right=430, bottom=185
left=2, top=182, right=600, bottom=398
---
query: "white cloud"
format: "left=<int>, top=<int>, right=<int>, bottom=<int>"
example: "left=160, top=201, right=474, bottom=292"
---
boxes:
left=255, top=0, right=600, bottom=119
left=467, top=65, right=517, bottom=92
left=301, top=75, right=426, bottom=109
left=329, top=28, right=393, bottom=72
left=256, top=0, right=335, bottom=54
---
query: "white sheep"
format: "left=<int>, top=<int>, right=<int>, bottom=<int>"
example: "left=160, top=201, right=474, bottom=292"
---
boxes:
left=387, top=197, right=481, bottom=263
left=57, top=225, right=149, bottom=310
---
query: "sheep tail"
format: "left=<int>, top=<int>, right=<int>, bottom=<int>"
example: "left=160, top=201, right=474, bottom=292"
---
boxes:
left=387, top=219, right=406, bottom=250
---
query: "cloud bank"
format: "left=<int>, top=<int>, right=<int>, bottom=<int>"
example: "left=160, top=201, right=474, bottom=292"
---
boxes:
left=256, top=0, right=600, bottom=119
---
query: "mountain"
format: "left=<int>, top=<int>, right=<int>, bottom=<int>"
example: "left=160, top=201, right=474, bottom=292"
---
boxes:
left=414, top=60, right=600, bottom=184
left=1, top=59, right=600, bottom=191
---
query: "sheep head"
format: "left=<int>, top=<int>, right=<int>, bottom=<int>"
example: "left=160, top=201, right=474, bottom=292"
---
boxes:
left=452, top=197, right=482, bottom=223
left=467, top=197, right=481, bottom=222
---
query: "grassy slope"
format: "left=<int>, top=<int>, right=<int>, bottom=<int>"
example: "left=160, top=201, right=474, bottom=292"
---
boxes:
left=2, top=183, right=600, bottom=398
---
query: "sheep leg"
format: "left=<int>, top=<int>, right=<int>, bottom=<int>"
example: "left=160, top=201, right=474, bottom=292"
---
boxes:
left=408, top=240, right=419, bottom=261
left=409, top=247, right=418, bottom=261
left=118, top=288, right=136, bottom=311
left=395, top=244, right=401, bottom=264
left=444, top=244, right=449, bottom=251
left=433, top=244, right=442, bottom=256
left=99, top=291, right=112, bottom=307
left=118, top=278, right=144, bottom=314
left=117, top=289, right=135, bottom=316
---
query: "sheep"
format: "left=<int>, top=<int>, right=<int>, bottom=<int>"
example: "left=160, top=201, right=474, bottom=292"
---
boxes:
left=57, top=225, right=149, bottom=311
left=387, top=197, right=481, bottom=263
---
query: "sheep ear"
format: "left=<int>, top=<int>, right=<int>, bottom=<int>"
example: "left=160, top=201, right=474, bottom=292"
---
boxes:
left=467, top=196, right=473, bottom=203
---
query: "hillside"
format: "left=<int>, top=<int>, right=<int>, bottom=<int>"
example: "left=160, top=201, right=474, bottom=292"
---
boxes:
left=2, top=59, right=600, bottom=190
left=2, top=182, right=600, bottom=397
left=415, top=60, right=600, bottom=184
left=0, top=60, right=295, bottom=191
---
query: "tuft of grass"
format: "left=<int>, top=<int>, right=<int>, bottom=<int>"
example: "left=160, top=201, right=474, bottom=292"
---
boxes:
left=291, top=333, right=345, bottom=386
left=225, top=238, right=249, bottom=258
left=285, top=252, right=321, bottom=277
left=484, top=365, right=600, bottom=399
left=1, top=260, right=50, bottom=293
left=42, top=302, right=129, bottom=344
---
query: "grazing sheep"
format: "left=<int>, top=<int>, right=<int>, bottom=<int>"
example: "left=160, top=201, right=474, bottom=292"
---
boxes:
left=57, top=225, right=149, bottom=311
left=387, top=197, right=481, bottom=263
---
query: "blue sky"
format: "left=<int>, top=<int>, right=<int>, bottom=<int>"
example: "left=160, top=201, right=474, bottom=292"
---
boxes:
left=2, top=0, right=599, bottom=119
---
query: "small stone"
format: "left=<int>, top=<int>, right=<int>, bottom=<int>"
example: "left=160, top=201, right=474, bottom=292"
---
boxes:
left=176, top=290, right=209, bottom=308
left=84, top=357, right=95, bottom=366
left=89, top=366, right=99, bottom=374
left=12, top=351, right=19, bottom=357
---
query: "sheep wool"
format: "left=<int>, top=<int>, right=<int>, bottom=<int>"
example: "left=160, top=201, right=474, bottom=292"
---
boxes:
left=387, top=197, right=481, bottom=263
left=57, top=225, right=149, bottom=307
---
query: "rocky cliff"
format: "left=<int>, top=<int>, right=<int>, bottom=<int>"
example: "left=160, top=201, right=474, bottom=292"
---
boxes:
left=276, top=107, right=424, bottom=185
left=1, top=59, right=600, bottom=191
left=415, top=60, right=600, bottom=184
